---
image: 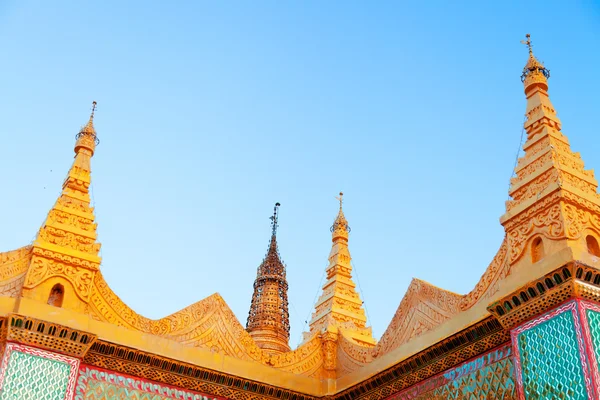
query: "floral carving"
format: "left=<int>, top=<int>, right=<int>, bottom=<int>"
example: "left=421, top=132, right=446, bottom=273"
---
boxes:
left=513, top=151, right=553, bottom=181
left=321, top=331, right=338, bottom=372
left=24, top=256, right=94, bottom=301
left=31, top=248, right=99, bottom=270
left=0, top=247, right=32, bottom=281
left=56, top=196, right=94, bottom=214
left=510, top=169, right=558, bottom=203
left=37, top=227, right=100, bottom=255
left=47, top=210, right=96, bottom=233
left=506, top=204, right=563, bottom=263
left=377, top=279, right=462, bottom=354
left=88, top=272, right=324, bottom=376
left=460, top=241, right=509, bottom=311
left=0, top=247, right=33, bottom=298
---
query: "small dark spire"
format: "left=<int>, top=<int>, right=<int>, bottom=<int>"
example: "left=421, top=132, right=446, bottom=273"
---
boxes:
left=270, top=202, right=281, bottom=237
left=247, top=201, right=291, bottom=353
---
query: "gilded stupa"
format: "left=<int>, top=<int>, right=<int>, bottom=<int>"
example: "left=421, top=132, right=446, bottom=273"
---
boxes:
left=246, top=203, right=291, bottom=354
left=0, top=35, right=598, bottom=399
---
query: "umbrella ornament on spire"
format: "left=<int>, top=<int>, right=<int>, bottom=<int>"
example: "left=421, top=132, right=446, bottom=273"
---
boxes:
left=331, top=192, right=350, bottom=234
left=75, top=101, right=100, bottom=155
left=520, top=34, right=550, bottom=85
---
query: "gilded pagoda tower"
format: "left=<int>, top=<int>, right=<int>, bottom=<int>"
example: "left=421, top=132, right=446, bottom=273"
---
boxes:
left=307, top=193, right=375, bottom=347
left=21, top=102, right=102, bottom=313
left=246, top=203, right=291, bottom=353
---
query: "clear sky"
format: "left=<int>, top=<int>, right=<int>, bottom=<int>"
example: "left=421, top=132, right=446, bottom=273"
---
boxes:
left=0, top=1, right=599, bottom=347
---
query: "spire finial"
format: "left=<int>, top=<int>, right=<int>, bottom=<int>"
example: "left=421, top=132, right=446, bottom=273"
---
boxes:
left=90, top=101, right=97, bottom=121
left=521, top=33, right=532, bottom=55
left=520, top=34, right=550, bottom=89
left=336, top=192, right=344, bottom=210
left=270, top=202, right=281, bottom=237
left=331, top=192, right=350, bottom=235
left=75, top=101, right=100, bottom=154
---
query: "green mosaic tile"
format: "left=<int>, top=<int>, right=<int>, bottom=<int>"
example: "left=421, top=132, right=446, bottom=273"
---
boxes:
left=86, top=379, right=177, bottom=399
left=75, top=366, right=222, bottom=400
left=587, top=309, right=600, bottom=366
left=0, top=351, right=71, bottom=400
left=389, top=345, right=516, bottom=399
left=518, top=311, right=588, bottom=399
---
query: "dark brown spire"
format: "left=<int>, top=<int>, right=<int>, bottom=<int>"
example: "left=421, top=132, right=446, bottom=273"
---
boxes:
left=246, top=203, right=291, bottom=354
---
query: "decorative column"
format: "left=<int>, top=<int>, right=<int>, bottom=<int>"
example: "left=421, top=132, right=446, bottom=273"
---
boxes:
left=321, top=328, right=338, bottom=378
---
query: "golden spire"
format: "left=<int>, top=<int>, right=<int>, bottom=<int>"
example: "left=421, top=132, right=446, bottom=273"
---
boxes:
left=22, top=103, right=102, bottom=312
left=246, top=203, right=291, bottom=354
left=500, top=35, right=600, bottom=268
left=305, top=193, right=375, bottom=346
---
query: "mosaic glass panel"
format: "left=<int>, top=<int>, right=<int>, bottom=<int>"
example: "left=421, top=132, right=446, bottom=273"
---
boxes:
left=586, top=308, right=600, bottom=365
left=516, top=309, right=588, bottom=399
left=0, top=350, right=71, bottom=400
left=387, top=344, right=516, bottom=399
left=75, top=366, right=226, bottom=400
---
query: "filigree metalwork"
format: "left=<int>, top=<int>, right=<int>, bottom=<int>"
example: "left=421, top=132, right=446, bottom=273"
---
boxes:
left=520, top=34, right=550, bottom=82
left=246, top=203, right=291, bottom=353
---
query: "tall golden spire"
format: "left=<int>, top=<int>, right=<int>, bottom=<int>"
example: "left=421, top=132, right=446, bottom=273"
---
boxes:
left=246, top=203, right=291, bottom=354
left=306, top=193, right=376, bottom=346
left=21, top=102, right=102, bottom=312
left=500, top=35, right=600, bottom=267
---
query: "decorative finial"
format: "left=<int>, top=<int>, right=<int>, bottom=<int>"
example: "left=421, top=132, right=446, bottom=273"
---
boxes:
left=336, top=192, right=344, bottom=210
left=75, top=101, right=100, bottom=153
left=520, top=34, right=550, bottom=85
left=331, top=192, right=350, bottom=234
left=521, top=33, right=532, bottom=55
left=270, top=202, right=281, bottom=237
left=90, top=101, right=97, bottom=121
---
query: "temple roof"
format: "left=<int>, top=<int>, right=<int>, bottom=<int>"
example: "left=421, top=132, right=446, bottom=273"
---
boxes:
left=1, top=35, right=600, bottom=398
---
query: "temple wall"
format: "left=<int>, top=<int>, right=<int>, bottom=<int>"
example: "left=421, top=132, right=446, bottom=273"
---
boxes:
left=510, top=299, right=600, bottom=399
left=0, top=343, right=226, bottom=400
left=1, top=300, right=599, bottom=399
left=0, top=343, right=80, bottom=399
left=74, top=365, right=225, bottom=400
left=385, top=344, right=517, bottom=399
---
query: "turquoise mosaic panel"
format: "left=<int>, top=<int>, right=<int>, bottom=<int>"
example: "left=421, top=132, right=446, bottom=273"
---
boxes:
left=0, top=350, right=71, bottom=400
left=75, top=365, right=226, bottom=400
left=388, top=344, right=516, bottom=399
left=517, top=310, right=588, bottom=399
left=586, top=309, right=600, bottom=366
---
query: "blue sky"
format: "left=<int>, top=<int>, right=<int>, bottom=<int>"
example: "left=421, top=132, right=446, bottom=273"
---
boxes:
left=0, top=1, right=599, bottom=347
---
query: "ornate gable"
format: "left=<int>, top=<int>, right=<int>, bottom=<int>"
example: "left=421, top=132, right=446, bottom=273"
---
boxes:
left=376, top=279, right=462, bottom=355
